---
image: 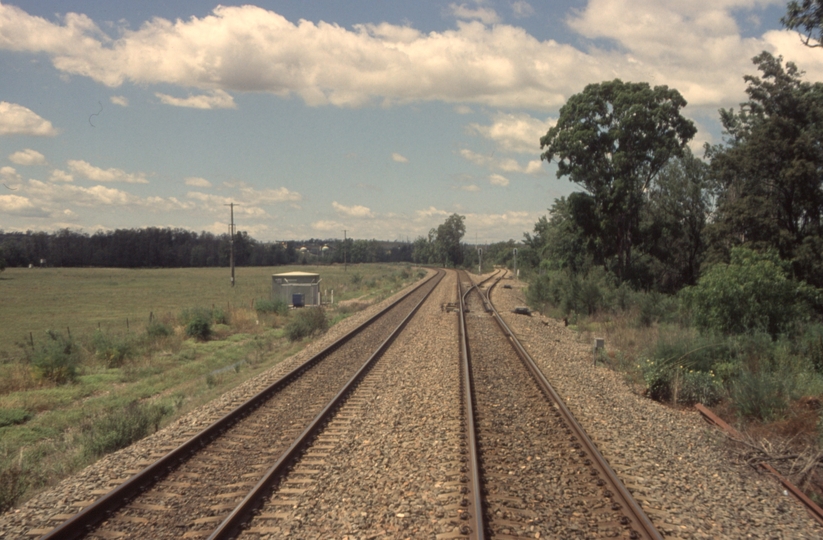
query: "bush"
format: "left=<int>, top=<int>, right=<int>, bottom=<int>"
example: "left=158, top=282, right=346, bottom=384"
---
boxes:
left=0, top=463, right=27, bottom=514
left=350, top=272, right=363, bottom=285
left=31, top=330, right=81, bottom=384
left=0, top=408, right=32, bottom=428
left=732, top=369, right=792, bottom=422
left=91, top=330, right=135, bottom=368
left=185, top=314, right=211, bottom=341
left=212, top=307, right=229, bottom=325
left=285, top=307, right=329, bottom=342
left=681, top=247, right=815, bottom=337
left=81, top=401, right=171, bottom=458
left=254, top=298, right=289, bottom=316
left=146, top=320, right=172, bottom=338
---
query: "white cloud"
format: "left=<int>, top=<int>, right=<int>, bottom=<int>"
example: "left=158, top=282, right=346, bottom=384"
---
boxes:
left=511, top=1, right=535, bottom=18
left=9, top=148, right=46, bottom=165
left=1, top=166, right=21, bottom=183
left=49, top=169, right=74, bottom=182
left=458, top=184, right=481, bottom=192
left=110, top=95, right=128, bottom=106
left=468, top=112, right=555, bottom=154
left=155, top=89, right=236, bottom=109
left=332, top=201, right=374, bottom=218
left=489, top=173, right=510, bottom=186
left=67, top=159, right=149, bottom=184
left=454, top=105, right=473, bottom=114
left=312, top=220, right=346, bottom=232
left=415, top=206, right=450, bottom=220
left=391, top=152, right=409, bottom=163
left=448, top=3, right=501, bottom=24
left=459, top=148, right=544, bottom=174
left=185, top=176, right=212, bottom=187
left=0, top=194, right=49, bottom=217
left=0, top=101, right=57, bottom=136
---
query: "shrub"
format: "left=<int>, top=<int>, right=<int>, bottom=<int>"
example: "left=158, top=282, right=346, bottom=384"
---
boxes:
left=0, top=463, right=27, bottom=514
left=350, top=272, right=363, bottom=285
left=0, top=408, right=32, bottom=428
left=285, top=307, right=329, bottom=342
left=91, top=330, right=135, bottom=368
left=681, top=247, right=814, bottom=337
left=146, top=320, right=172, bottom=338
left=254, top=298, right=289, bottom=315
left=732, top=369, right=792, bottom=422
left=212, top=307, right=229, bottom=325
left=185, top=314, right=211, bottom=341
left=680, top=370, right=723, bottom=405
left=31, top=330, right=81, bottom=384
left=81, top=401, right=171, bottom=458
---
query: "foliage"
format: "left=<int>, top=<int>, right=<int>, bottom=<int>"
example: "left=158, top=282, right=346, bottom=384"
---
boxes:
left=0, top=408, right=33, bottom=428
left=31, top=330, right=81, bottom=384
left=412, top=214, right=466, bottom=267
left=80, top=401, right=171, bottom=458
left=0, top=463, right=27, bottom=514
left=782, top=0, right=823, bottom=48
left=731, top=370, right=793, bottom=422
left=253, top=298, right=289, bottom=315
left=91, top=330, right=135, bottom=368
left=681, top=247, right=814, bottom=337
left=705, top=52, right=823, bottom=288
left=526, top=267, right=613, bottom=316
left=640, top=149, right=711, bottom=292
left=146, top=320, right=173, bottom=338
left=185, top=314, right=211, bottom=341
left=540, top=79, right=696, bottom=282
left=285, top=307, right=329, bottom=342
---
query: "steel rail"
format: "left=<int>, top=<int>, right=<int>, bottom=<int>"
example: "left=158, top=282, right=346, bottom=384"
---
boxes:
left=41, top=269, right=442, bottom=540
left=483, top=272, right=663, bottom=540
left=455, top=270, right=487, bottom=540
left=207, top=269, right=445, bottom=539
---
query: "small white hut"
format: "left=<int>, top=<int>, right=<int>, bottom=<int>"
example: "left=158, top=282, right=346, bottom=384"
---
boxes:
left=271, top=271, right=320, bottom=307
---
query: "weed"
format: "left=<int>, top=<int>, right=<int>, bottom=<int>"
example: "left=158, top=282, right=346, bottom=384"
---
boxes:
left=285, top=307, right=329, bottom=342
left=91, top=330, right=135, bottom=368
left=350, top=272, right=363, bottom=285
left=80, top=401, right=171, bottom=458
left=146, top=320, right=172, bottom=338
left=0, top=462, right=27, bottom=514
left=185, top=314, right=211, bottom=341
left=732, top=370, right=792, bottom=422
left=254, top=298, right=289, bottom=315
left=31, top=330, right=81, bottom=384
left=0, top=408, right=33, bottom=428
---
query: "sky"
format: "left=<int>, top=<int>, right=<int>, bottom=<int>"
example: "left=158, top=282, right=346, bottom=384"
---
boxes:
left=1, top=0, right=822, bottom=244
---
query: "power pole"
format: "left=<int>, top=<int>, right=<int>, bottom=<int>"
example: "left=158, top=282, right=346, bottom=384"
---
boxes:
left=343, top=230, right=347, bottom=272
left=225, top=202, right=236, bottom=287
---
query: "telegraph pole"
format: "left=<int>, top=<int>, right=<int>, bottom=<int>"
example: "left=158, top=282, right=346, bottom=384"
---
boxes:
left=225, top=202, right=236, bottom=287
left=343, top=230, right=347, bottom=272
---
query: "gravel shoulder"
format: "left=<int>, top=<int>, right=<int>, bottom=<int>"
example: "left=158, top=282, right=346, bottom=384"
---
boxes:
left=491, top=275, right=822, bottom=539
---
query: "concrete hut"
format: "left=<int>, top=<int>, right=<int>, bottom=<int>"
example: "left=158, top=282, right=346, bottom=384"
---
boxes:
left=271, top=271, right=320, bottom=307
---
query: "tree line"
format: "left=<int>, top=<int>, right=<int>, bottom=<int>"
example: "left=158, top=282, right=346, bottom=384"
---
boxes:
left=0, top=228, right=413, bottom=269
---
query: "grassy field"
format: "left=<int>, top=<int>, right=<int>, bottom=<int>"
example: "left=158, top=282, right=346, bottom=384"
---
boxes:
left=0, top=263, right=423, bottom=512
left=0, top=265, right=409, bottom=351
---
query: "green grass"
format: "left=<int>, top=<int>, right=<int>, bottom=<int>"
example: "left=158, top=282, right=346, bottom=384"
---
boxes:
left=0, top=263, right=420, bottom=512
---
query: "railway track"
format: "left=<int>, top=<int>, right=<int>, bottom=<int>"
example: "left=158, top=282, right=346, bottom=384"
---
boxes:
left=457, top=269, right=662, bottom=539
left=39, top=269, right=444, bottom=540
left=36, top=268, right=662, bottom=539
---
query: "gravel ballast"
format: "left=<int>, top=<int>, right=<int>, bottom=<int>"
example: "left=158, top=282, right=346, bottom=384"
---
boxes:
left=491, top=275, right=822, bottom=539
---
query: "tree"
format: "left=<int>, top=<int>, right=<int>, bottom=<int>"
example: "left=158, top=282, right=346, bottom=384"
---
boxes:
left=782, top=0, right=823, bottom=48
left=435, top=214, right=466, bottom=267
left=640, top=148, right=711, bottom=292
left=705, top=52, right=823, bottom=287
left=540, top=79, right=696, bottom=282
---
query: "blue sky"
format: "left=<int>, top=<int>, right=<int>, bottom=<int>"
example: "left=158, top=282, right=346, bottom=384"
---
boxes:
left=1, top=1, right=820, bottom=243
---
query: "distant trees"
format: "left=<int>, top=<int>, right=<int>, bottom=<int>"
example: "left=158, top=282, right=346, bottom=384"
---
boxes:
left=412, top=213, right=466, bottom=266
left=540, top=79, right=696, bottom=283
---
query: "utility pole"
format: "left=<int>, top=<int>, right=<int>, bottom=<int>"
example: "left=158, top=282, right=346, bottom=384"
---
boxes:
left=343, top=230, right=347, bottom=272
left=225, top=202, right=236, bottom=287
left=513, top=247, right=518, bottom=280
left=478, top=247, right=483, bottom=275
